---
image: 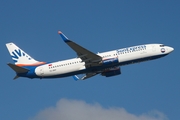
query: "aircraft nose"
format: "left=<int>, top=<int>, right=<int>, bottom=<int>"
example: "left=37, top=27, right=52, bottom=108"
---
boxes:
left=167, top=46, right=174, bottom=53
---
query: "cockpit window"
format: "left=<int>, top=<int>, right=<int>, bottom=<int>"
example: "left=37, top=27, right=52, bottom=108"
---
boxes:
left=160, top=44, right=165, bottom=47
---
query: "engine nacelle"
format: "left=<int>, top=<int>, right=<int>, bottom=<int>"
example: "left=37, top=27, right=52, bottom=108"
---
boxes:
left=102, top=57, right=119, bottom=65
left=101, top=67, right=121, bottom=77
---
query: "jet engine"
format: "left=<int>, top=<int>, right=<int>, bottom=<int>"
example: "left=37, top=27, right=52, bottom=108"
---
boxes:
left=101, top=67, right=121, bottom=77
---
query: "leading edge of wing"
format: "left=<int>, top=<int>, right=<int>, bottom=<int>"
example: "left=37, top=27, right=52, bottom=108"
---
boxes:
left=58, top=31, right=102, bottom=66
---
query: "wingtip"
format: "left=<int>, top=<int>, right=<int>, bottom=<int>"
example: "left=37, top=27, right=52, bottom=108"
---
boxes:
left=58, top=30, right=62, bottom=34
left=73, top=75, right=79, bottom=81
left=58, top=30, right=69, bottom=41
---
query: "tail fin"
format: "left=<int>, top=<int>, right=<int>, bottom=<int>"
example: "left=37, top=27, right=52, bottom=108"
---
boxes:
left=6, top=43, right=40, bottom=66
left=7, top=63, right=29, bottom=80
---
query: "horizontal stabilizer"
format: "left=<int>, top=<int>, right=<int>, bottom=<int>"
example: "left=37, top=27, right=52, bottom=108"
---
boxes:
left=13, top=75, right=19, bottom=80
left=7, top=63, right=29, bottom=73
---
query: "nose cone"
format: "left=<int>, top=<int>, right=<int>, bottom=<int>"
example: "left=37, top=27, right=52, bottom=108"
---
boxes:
left=167, top=46, right=174, bottom=53
left=169, top=47, right=174, bottom=52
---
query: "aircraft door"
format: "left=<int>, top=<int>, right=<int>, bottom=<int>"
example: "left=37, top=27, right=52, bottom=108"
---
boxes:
left=40, top=67, right=44, bottom=77
left=152, top=45, right=156, bottom=52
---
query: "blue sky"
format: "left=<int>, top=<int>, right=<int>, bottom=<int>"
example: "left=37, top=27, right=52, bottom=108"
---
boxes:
left=0, top=0, right=179, bottom=120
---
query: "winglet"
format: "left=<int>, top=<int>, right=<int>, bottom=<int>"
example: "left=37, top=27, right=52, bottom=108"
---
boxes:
left=73, top=75, right=79, bottom=81
left=58, top=31, right=69, bottom=42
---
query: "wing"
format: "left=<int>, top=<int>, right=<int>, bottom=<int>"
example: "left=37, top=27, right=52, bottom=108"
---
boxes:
left=58, top=31, right=102, bottom=67
left=73, top=72, right=99, bottom=80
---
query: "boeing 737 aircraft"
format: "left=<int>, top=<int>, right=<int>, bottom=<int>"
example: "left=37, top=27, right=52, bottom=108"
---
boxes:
left=6, top=31, right=174, bottom=80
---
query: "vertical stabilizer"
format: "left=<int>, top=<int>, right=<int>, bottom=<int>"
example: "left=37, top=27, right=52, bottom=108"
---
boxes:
left=6, top=43, right=39, bottom=65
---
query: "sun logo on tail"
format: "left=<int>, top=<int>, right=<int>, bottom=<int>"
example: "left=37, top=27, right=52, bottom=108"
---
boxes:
left=11, top=49, right=31, bottom=63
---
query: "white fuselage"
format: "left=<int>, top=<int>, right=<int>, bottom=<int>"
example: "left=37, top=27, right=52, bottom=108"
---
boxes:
left=34, top=44, right=173, bottom=78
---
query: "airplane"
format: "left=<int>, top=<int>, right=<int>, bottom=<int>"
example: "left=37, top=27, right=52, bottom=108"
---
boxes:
left=6, top=31, right=174, bottom=80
